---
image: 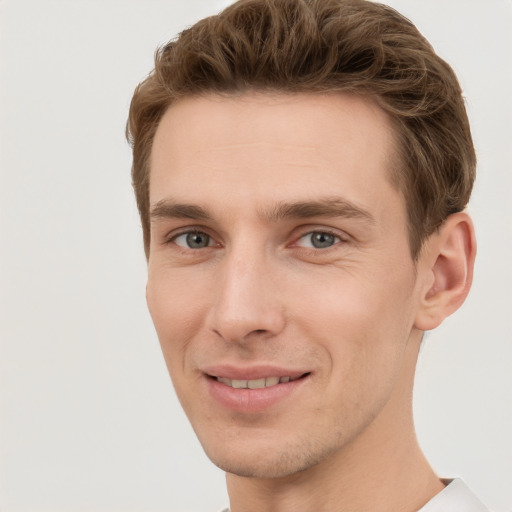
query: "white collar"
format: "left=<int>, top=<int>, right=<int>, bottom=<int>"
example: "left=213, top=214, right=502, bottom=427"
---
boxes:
left=418, top=478, right=489, bottom=512
left=218, top=477, right=489, bottom=512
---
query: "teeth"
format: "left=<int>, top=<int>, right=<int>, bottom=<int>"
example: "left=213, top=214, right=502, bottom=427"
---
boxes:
left=215, top=375, right=300, bottom=389
left=266, top=376, right=280, bottom=386
left=247, top=378, right=265, bottom=389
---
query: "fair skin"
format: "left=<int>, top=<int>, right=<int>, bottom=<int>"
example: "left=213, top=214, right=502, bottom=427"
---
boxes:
left=146, top=92, right=476, bottom=512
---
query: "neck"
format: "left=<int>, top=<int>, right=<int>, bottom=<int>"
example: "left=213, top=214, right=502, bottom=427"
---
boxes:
left=226, top=335, right=444, bottom=512
left=226, top=438, right=441, bottom=512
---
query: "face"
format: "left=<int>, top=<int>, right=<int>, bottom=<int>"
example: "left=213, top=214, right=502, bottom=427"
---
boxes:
left=147, top=92, right=424, bottom=479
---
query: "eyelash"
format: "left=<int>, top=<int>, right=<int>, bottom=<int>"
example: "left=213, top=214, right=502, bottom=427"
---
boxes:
left=164, top=227, right=347, bottom=251
left=165, top=229, right=216, bottom=248
left=294, top=229, right=345, bottom=250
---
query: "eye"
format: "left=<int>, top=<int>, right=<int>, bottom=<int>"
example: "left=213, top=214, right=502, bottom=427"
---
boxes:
left=296, top=231, right=341, bottom=249
left=173, top=231, right=212, bottom=249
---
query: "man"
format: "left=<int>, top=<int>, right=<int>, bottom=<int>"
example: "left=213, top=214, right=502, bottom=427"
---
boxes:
left=126, top=0, right=487, bottom=510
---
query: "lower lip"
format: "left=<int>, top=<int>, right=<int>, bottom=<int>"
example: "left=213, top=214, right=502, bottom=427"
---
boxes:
left=205, top=375, right=309, bottom=413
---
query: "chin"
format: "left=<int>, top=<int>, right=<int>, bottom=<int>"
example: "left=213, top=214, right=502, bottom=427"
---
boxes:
left=198, top=429, right=340, bottom=479
left=207, top=450, right=321, bottom=479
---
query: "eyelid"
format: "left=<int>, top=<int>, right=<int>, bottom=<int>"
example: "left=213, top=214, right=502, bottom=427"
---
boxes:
left=163, top=226, right=220, bottom=247
left=175, top=231, right=212, bottom=249
left=291, top=226, right=349, bottom=245
left=296, top=231, right=340, bottom=249
left=160, top=224, right=349, bottom=250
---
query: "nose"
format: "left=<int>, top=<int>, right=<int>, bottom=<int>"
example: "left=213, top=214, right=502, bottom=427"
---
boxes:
left=207, top=248, right=286, bottom=343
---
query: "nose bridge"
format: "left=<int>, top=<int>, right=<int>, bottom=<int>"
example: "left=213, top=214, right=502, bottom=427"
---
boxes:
left=210, top=238, right=284, bottom=342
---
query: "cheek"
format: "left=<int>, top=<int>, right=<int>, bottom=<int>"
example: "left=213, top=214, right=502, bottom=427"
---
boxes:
left=295, top=262, right=414, bottom=333
left=292, top=264, right=415, bottom=382
left=146, top=267, right=208, bottom=370
left=146, top=269, right=215, bottom=421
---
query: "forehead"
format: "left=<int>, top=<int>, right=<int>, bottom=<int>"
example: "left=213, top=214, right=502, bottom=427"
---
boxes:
left=149, top=92, right=401, bottom=221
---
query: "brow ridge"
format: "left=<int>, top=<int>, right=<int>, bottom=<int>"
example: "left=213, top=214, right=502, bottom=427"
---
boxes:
left=149, top=197, right=375, bottom=224
left=262, top=198, right=376, bottom=224
left=150, top=200, right=212, bottom=222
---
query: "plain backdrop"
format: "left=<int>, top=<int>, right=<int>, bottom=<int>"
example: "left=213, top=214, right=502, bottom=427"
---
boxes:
left=0, top=1, right=511, bottom=511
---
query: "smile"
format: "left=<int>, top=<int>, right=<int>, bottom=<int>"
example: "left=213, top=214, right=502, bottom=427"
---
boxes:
left=206, top=371, right=311, bottom=412
left=215, top=375, right=303, bottom=389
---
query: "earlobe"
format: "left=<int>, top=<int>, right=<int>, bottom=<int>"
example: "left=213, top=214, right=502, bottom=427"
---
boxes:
left=414, top=212, right=477, bottom=331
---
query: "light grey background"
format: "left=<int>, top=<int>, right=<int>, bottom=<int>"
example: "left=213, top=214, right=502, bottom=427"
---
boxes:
left=0, top=1, right=510, bottom=511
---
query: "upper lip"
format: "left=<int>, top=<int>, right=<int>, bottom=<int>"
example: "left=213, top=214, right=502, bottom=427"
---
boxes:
left=202, top=364, right=309, bottom=381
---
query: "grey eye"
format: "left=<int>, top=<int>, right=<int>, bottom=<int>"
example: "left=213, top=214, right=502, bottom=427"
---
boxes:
left=175, top=231, right=211, bottom=249
left=310, top=232, right=336, bottom=248
left=296, top=231, right=340, bottom=249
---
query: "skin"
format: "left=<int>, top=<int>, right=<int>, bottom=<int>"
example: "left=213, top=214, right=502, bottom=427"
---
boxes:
left=146, top=92, right=476, bottom=512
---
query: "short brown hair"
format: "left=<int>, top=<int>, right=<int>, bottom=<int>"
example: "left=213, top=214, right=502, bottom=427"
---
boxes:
left=127, top=0, right=476, bottom=259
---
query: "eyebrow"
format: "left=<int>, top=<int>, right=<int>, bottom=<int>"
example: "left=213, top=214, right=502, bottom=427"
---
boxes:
left=263, top=198, right=376, bottom=224
left=149, top=197, right=375, bottom=224
left=150, top=200, right=213, bottom=222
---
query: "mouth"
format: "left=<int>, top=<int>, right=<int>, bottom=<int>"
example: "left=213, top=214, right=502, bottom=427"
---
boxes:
left=211, top=374, right=309, bottom=389
left=203, top=368, right=311, bottom=412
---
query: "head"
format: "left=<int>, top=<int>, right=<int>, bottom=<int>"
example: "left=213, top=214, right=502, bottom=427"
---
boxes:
left=126, top=0, right=476, bottom=482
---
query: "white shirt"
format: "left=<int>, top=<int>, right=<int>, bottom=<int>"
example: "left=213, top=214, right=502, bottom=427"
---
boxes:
left=218, top=477, right=489, bottom=512
left=418, top=478, right=489, bottom=512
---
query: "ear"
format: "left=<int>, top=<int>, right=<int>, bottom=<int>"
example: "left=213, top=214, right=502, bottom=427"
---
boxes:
left=414, top=212, right=476, bottom=331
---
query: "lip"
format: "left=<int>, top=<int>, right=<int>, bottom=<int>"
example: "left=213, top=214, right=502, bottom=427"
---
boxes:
left=202, top=364, right=308, bottom=381
left=202, top=364, right=311, bottom=413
